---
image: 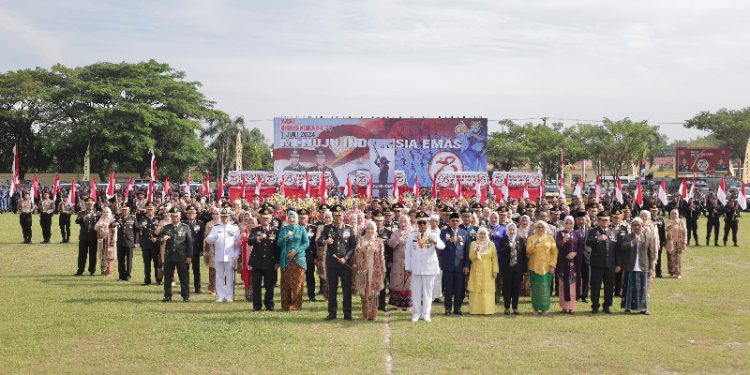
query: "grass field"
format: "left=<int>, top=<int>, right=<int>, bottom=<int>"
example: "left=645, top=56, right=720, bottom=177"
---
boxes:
left=1, top=213, right=749, bottom=374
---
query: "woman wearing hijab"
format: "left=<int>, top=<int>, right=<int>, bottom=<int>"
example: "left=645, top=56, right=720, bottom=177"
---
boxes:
left=498, top=223, right=526, bottom=315
left=353, top=221, right=387, bottom=320
left=467, top=227, right=499, bottom=315
left=526, top=221, right=558, bottom=314
left=517, top=215, right=531, bottom=239
left=94, top=207, right=118, bottom=276
left=556, top=216, right=583, bottom=314
left=277, top=210, right=309, bottom=311
left=665, top=209, right=688, bottom=279
left=387, top=215, right=413, bottom=309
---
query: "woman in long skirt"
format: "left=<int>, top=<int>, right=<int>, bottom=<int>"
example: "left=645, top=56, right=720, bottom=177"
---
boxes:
left=387, top=215, right=413, bottom=309
left=277, top=211, right=309, bottom=311
left=467, top=227, right=499, bottom=315
left=665, top=209, right=688, bottom=279
left=354, top=221, right=386, bottom=320
left=555, top=216, right=583, bottom=314
left=94, top=207, right=117, bottom=276
left=526, top=221, right=558, bottom=314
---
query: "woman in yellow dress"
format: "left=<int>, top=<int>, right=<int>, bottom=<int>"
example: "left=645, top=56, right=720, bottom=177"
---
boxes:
left=467, top=227, right=499, bottom=315
left=526, top=221, right=558, bottom=314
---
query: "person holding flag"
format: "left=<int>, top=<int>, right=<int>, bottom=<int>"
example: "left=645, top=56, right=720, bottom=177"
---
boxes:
left=58, top=183, right=76, bottom=243
left=39, top=191, right=56, bottom=244
left=19, top=190, right=36, bottom=244
left=722, top=199, right=740, bottom=247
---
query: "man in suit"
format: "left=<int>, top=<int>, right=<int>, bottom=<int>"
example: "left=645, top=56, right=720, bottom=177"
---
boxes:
left=138, top=202, right=162, bottom=285
left=585, top=211, right=621, bottom=314
left=183, top=205, right=205, bottom=294
left=75, top=197, right=100, bottom=276
left=438, top=212, right=469, bottom=316
left=247, top=207, right=280, bottom=310
left=318, top=204, right=356, bottom=320
left=158, top=207, right=193, bottom=302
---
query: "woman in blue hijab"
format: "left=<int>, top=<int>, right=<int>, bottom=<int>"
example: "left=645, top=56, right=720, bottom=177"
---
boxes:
left=277, top=210, right=309, bottom=311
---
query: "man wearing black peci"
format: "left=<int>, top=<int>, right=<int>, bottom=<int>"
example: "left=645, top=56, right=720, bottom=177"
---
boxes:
left=585, top=211, right=620, bottom=314
left=75, top=197, right=100, bottom=276
left=115, top=204, right=138, bottom=281
left=318, top=204, right=356, bottom=320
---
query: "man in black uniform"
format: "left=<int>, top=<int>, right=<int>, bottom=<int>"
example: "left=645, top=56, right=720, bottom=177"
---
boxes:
left=58, top=196, right=74, bottom=243
left=318, top=204, right=356, bottom=320
left=247, top=207, right=280, bottom=311
left=459, top=207, right=478, bottom=242
left=610, top=209, right=631, bottom=297
left=283, top=149, right=306, bottom=171
left=585, top=211, right=620, bottom=314
left=650, top=204, right=667, bottom=278
left=139, top=202, right=162, bottom=285
left=373, top=210, right=393, bottom=311
left=75, top=197, right=100, bottom=276
left=298, top=208, right=318, bottom=302
left=307, top=148, right=339, bottom=188
left=183, top=205, right=205, bottom=294
left=38, top=191, right=55, bottom=243
left=704, top=195, right=723, bottom=247
left=685, top=199, right=702, bottom=246
left=158, top=207, right=193, bottom=302
left=723, top=199, right=740, bottom=247
left=18, top=191, right=35, bottom=244
left=115, top=205, right=138, bottom=281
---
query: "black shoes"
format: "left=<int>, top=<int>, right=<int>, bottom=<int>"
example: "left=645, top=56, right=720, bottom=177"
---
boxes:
left=162, top=297, right=172, bottom=302
left=444, top=311, right=452, bottom=316
left=592, top=308, right=599, bottom=314
left=603, top=308, right=613, bottom=314
left=142, top=282, right=151, bottom=286
left=182, top=297, right=190, bottom=302
left=454, top=311, right=463, bottom=316
left=325, top=314, right=336, bottom=321
left=343, top=315, right=353, bottom=321
left=74, top=272, right=83, bottom=277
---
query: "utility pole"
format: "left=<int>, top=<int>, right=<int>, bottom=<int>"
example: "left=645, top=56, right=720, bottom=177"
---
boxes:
left=541, top=117, right=548, bottom=126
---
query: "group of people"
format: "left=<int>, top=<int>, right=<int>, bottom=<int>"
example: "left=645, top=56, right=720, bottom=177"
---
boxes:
left=11, top=183, right=742, bottom=321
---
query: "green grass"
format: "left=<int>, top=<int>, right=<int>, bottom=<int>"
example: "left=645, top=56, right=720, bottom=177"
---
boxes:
left=1, top=213, right=749, bottom=374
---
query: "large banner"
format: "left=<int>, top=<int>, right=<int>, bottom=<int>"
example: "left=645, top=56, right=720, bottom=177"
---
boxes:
left=273, top=117, right=488, bottom=190
left=675, top=147, right=731, bottom=177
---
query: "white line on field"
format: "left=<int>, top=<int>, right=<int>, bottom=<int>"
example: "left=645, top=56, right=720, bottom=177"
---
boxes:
left=384, top=310, right=394, bottom=375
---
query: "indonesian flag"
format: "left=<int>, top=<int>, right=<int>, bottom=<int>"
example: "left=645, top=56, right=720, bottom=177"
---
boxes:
left=253, top=179, right=260, bottom=197
left=106, top=171, right=116, bottom=200
left=558, top=179, right=565, bottom=201
left=717, top=177, right=728, bottom=206
left=393, top=175, right=399, bottom=200
left=124, top=177, right=134, bottom=203
left=150, top=150, right=158, bottom=181
left=304, top=172, right=310, bottom=198
left=90, top=178, right=97, bottom=202
left=281, top=175, right=287, bottom=196
left=634, top=179, right=643, bottom=206
left=539, top=180, right=545, bottom=201
left=614, top=179, right=624, bottom=204
left=320, top=173, right=328, bottom=203
left=217, top=178, right=224, bottom=201
left=657, top=177, right=668, bottom=206
left=501, top=175, right=509, bottom=202
left=739, top=182, right=747, bottom=210
left=9, top=144, right=19, bottom=196
left=204, top=174, right=211, bottom=198
left=475, top=180, right=482, bottom=201
left=679, top=178, right=688, bottom=201
left=367, top=173, right=373, bottom=199
left=595, top=176, right=602, bottom=200
left=184, top=174, right=191, bottom=198
left=455, top=177, right=462, bottom=198
left=147, top=179, right=154, bottom=202
left=689, top=177, right=696, bottom=200
left=431, top=175, right=438, bottom=199
left=31, top=175, right=39, bottom=202
left=68, top=179, right=76, bottom=205
left=522, top=181, right=530, bottom=200
left=52, top=172, right=61, bottom=201
left=163, top=176, right=171, bottom=200
left=241, top=178, right=247, bottom=199
left=573, top=180, right=582, bottom=200
left=413, top=175, right=420, bottom=197
left=346, top=176, right=353, bottom=198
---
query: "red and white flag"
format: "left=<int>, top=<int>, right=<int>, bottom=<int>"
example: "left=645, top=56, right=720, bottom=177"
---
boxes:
left=475, top=181, right=483, bottom=203
left=717, top=177, right=728, bottom=206
left=522, top=181, right=530, bottom=200
left=52, top=172, right=61, bottom=201
left=413, top=175, right=420, bottom=197
left=539, top=180, right=545, bottom=202
left=614, top=179, right=624, bottom=204
left=68, top=179, right=76, bottom=205
left=162, top=176, right=171, bottom=200
left=304, top=172, right=310, bottom=198
left=217, top=178, right=224, bottom=201
left=9, top=144, right=20, bottom=196
left=184, top=174, right=191, bottom=198
left=346, top=176, right=353, bottom=198
left=150, top=150, right=158, bottom=181
left=558, top=179, right=565, bottom=201
left=679, top=178, right=688, bottom=201
left=253, top=179, right=260, bottom=197
left=454, top=177, right=462, bottom=198
left=393, top=175, right=400, bottom=200
left=595, top=176, right=602, bottom=200
left=739, top=182, right=747, bottom=210
left=31, top=175, right=39, bottom=203
left=689, top=176, right=696, bottom=200
left=124, top=177, right=134, bottom=203
left=320, top=173, right=328, bottom=203
left=573, top=180, right=582, bottom=200
left=634, top=179, right=643, bottom=206
left=90, top=178, right=97, bottom=202
left=106, top=171, right=116, bottom=199
left=240, top=178, right=246, bottom=199
left=431, top=175, right=438, bottom=199
left=501, top=175, right=509, bottom=202
left=147, top=179, right=154, bottom=202
left=281, top=175, right=287, bottom=197
left=367, top=173, right=373, bottom=199
left=657, top=177, right=668, bottom=206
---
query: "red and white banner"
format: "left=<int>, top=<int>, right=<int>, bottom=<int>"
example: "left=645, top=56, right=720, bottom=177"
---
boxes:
left=124, top=177, right=134, bottom=203
left=9, top=144, right=20, bottom=196
left=90, top=179, right=98, bottom=202
left=106, top=171, right=116, bottom=199
left=52, top=172, right=61, bottom=201
left=68, top=179, right=76, bottom=205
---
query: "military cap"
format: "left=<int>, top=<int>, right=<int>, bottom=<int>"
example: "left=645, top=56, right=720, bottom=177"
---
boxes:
left=449, top=212, right=460, bottom=220
left=186, top=205, right=197, bottom=213
left=145, top=202, right=155, bottom=208
left=331, top=204, right=346, bottom=214
left=596, top=211, right=610, bottom=219
left=168, top=207, right=181, bottom=216
left=371, top=210, right=384, bottom=220
left=297, top=208, right=310, bottom=216
left=83, top=197, right=94, bottom=203
left=460, top=207, right=473, bottom=215
left=649, top=204, right=659, bottom=211
left=121, top=203, right=131, bottom=210
left=415, top=211, right=430, bottom=222
left=527, top=203, right=536, bottom=209
left=471, top=202, right=483, bottom=210
left=611, top=209, right=622, bottom=216
left=381, top=206, right=392, bottom=214
left=290, top=149, right=300, bottom=158
left=391, top=203, right=404, bottom=211
left=318, top=203, right=331, bottom=211
left=575, top=210, right=587, bottom=218
left=220, top=208, right=232, bottom=217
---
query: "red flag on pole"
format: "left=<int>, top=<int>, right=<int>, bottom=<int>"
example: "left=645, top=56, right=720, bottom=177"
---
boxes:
left=281, top=175, right=287, bottom=197
left=254, top=178, right=260, bottom=197
left=204, top=173, right=211, bottom=199
left=367, top=173, right=373, bottom=199
left=147, top=179, right=154, bottom=202
left=217, top=178, right=224, bottom=201
left=346, top=176, right=353, bottom=198
left=304, top=172, right=311, bottom=198
left=10, top=144, right=20, bottom=196
left=635, top=179, right=643, bottom=206
left=163, top=176, right=171, bottom=198
left=124, top=177, right=134, bottom=203
left=52, top=172, right=61, bottom=201
left=320, top=173, right=328, bottom=203
left=614, top=179, right=624, bottom=204
left=413, top=175, right=420, bottom=197
left=455, top=177, right=462, bottom=198
left=31, top=175, right=39, bottom=203
left=717, top=177, right=728, bottom=206
left=595, top=176, right=602, bottom=200
left=90, top=178, right=97, bottom=202
left=657, top=177, right=668, bottom=206
left=106, top=171, right=116, bottom=199
left=431, top=173, right=438, bottom=199
left=68, top=179, right=76, bottom=205
left=150, top=150, right=158, bottom=181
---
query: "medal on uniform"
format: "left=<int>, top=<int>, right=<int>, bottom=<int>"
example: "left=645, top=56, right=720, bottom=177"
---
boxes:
left=417, top=232, right=427, bottom=249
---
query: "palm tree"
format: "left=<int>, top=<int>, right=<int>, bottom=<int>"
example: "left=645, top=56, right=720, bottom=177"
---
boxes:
left=201, top=115, right=245, bottom=179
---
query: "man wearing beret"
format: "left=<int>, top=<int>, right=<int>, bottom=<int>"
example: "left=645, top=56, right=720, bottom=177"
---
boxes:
left=318, top=204, right=356, bottom=320
left=157, top=207, right=193, bottom=302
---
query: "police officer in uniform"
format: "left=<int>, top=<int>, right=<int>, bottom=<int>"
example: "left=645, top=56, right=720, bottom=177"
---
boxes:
left=75, top=197, right=100, bottom=276
left=585, top=211, right=620, bottom=314
left=183, top=205, right=205, bottom=294
left=318, top=204, right=356, bottom=320
left=139, top=202, right=163, bottom=285
left=704, top=195, right=723, bottom=247
left=19, top=191, right=35, bottom=244
left=685, top=199, right=702, bottom=246
left=39, top=192, right=55, bottom=243
left=115, top=204, right=138, bottom=281
left=298, top=208, right=318, bottom=302
left=459, top=207, right=478, bottom=243
left=723, top=200, right=740, bottom=247
left=158, top=207, right=193, bottom=302
left=307, top=148, right=340, bottom=188
left=283, top=149, right=306, bottom=171
left=247, top=207, right=280, bottom=311
left=58, top=196, right=74, bottom=243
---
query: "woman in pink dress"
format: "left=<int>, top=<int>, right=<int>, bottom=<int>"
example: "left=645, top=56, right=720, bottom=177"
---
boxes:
left=387, top=215, right=413, bottom=309
left=94, top=207, right=117, bottom=276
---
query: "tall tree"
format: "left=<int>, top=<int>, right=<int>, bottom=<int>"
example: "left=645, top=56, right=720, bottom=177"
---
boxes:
left=685, top=108, right=750, bottom=162
left=487, top=120, right=530, bottom=171
left=599, top=118, right=661, bottom=178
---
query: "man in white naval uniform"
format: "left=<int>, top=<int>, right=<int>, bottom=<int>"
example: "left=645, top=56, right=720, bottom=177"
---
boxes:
left=405, top=211, right=445, bottom=322
left=204, top=208, right=241, bottom=302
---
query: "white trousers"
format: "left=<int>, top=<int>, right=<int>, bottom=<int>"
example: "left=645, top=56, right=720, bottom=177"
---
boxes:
left=215, top=261, right=234, bottom=301
left=410, top=274, right=436, bottom=319
left=433, top=271, right=443, bottom=298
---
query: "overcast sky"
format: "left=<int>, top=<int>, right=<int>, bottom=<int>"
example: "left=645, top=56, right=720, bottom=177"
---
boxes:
left=3, top=0, right=748, bottom=142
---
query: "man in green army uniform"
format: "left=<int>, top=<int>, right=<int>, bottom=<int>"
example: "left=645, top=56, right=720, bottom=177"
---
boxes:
left=158, top=207, right=193, bottom=302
